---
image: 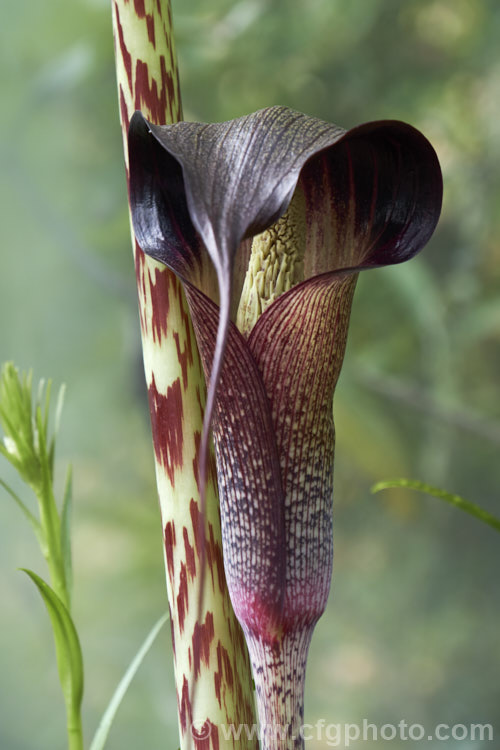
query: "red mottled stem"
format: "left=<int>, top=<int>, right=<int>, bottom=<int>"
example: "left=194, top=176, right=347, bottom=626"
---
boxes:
left=111, top=1, right=257, bottom=746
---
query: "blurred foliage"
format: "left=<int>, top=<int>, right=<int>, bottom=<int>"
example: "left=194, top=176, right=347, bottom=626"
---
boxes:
left=372, top=478, right=500, bottom=533
left=0, top=0, right=499, bottom=748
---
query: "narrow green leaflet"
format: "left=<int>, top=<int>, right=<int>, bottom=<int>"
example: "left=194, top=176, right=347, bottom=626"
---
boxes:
left=39, top=377, right=52, bottom=445
left=60, top=464, right=74, bottom=604
left=0, top=477, right=41, bottom=540
left=89, top=613, right=169, bottom=750
left=49, top=383, right=66, bottom=478
left=21, top=569, right=84, bottom=718
left=372, top=478, right=500, bottom=534
left=35, top=400, right=52, bottom=494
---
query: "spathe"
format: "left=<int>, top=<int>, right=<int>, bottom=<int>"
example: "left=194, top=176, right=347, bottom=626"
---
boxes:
left=128, top=104, right=442, bottom=747
left=129, top=105, right=441, bottom=302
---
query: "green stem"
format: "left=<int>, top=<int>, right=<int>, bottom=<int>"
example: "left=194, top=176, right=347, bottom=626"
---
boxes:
left=36, top=468, right=78, bottom=744
left=46, top=553, right=68, bottom=609
left=36, top=480, right=69, bottom=608
left=67, top=712, right=84, bottom=750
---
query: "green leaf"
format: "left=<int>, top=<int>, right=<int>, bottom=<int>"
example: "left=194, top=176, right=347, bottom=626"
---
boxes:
left=21, top=569, right=84, bottom=716
left=0, top=478, right=42, bottom=541
left=35, top=402, right=49, bottom=481
left=371, top=479, right=500, bottom=534
left=89, top=613, right=168, bottom=750
left=60, top=464, right=73, bottom=604
left=34, top=401, right=61, bottom=542
left=49, top=383, right=66, bottom=476
left=38, top=377, right=52, bottom=442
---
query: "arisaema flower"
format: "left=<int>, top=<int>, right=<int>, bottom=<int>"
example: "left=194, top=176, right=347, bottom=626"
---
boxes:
left=128, top=105, right=442, bottom=747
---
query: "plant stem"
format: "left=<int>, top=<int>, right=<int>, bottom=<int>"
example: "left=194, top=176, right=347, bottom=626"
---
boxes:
left=67, top=713, right=84, bottom=750
left=111, top=1, right=257, bottom=745
left=246, top=628, right=313, bottom=750
left=36, top=485, right=69, bottom=608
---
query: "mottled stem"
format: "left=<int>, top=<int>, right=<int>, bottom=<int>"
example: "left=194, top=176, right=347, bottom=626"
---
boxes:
left=111, top=1, right=257, bottom=746
left=245, top=629, right=313, bottom=750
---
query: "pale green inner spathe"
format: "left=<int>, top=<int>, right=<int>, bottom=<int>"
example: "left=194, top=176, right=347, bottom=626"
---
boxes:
left=236, top=187, right=307, bottom=337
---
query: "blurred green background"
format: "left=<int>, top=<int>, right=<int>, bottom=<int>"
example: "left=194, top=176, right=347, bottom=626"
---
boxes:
left=1, top=0, right=499, bottom=748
